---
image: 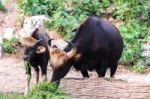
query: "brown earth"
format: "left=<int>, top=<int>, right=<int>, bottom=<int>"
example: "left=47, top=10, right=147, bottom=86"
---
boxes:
left=1, top=1, right=150, bottom=99
left=1, top=55, right=150, bottom=99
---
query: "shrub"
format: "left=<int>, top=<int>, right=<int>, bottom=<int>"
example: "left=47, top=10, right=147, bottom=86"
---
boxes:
left=0, top=0, right=7, bottom=12
left=0, top=82, right=70, bottom=99
left=18, top=0, right=64, bottom=16
left=26, top=82, right=71, bottom=99
left=2, top=37, right=19, bottom=53
left=0, top=93, right=23, bottom=99
left=119, top=19, right=149, bottom=71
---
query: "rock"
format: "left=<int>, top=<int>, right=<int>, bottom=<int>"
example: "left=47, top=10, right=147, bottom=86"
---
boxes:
left=51, top=39, right=68, bottom=50
left=23, top=15, right=51, bottom=30
left=3, top=27, right=17, bottom=40
left=141, top=41, right=150, bottom=66
left=0, top=44, right=4, bottom=58
left=17, top=15, right=51, bottom=39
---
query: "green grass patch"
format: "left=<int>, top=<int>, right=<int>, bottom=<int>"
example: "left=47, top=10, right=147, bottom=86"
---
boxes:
left=0, top=82, right=71, bottom=99
left=26, top=82, right=71, bottom=99
left=0, top=93, right=23, bottom=99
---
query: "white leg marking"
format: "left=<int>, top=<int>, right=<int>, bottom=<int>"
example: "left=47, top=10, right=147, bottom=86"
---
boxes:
left=24, top=74, right=31, bottom=95
left=42, top=75, right=47, bottom=82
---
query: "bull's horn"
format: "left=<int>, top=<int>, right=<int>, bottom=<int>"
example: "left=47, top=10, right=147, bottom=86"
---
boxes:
left=48, top=38, right=54, bottom=46
left=65, top=41, right=77, bottom=60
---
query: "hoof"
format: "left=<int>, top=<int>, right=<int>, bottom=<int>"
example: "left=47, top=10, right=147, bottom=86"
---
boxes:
left=24, top=88, right=30, bottom=96
left=104, top=77, right=113, bottom=82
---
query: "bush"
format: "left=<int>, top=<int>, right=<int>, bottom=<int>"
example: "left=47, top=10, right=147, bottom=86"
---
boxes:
left=113, top=0, right=150, bottom=71
left=2, top=37, right=19, bottom=53
left=26, top=82, right=71, bottom=99
left=18, top=0, right=64, bottom=16
left=0, top=93, right=23, bottom=99
left=113, top=0, right=150, bottom=22
left=0, top=82, right=70, bottom=99
left=0, top=0, right=7, bottom=12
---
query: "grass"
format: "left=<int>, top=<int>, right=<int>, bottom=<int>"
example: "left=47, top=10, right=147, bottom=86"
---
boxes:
left=0, top=82, right=71, bottom=99
left=0, top=93, right=23, bottom=99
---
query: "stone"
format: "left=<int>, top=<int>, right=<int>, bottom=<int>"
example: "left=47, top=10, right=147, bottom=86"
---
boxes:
left=23, top=15, right=51, bottom=30
left=18, top=15, right=51, bottom=39
left=3, top=27, right=17, bottom=40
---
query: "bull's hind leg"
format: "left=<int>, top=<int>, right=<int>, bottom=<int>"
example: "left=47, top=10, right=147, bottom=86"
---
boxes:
left=96, top=59, right=108, bottom=77
left=110, top=62, right=118, bottom=78
left=81, top=69, right=89, bottom=78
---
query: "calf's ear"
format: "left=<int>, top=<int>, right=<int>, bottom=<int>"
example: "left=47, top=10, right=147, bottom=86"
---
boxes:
left=10, top=41, right=22, bottom=49
left=36, top=46, right=46, bottom=54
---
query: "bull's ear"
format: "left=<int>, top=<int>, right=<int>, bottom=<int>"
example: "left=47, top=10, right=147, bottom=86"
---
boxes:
left=48, top=38, right=54, bottom=46
left=36, top=46, right=46, bottom=54
left=74, top=53, right=81, bottom=60
left=10, top=41, right=22, bottom=49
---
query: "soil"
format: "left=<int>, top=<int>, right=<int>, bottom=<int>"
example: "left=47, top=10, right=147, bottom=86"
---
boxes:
left=1, top=1, right=150, bottom=99
left=1, top=55, right=150, bottom=99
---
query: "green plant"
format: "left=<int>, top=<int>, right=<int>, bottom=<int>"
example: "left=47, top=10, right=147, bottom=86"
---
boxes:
left=0, top=82, right=70, bottom=99
left=18, top=0, right=64, bottom=16
left=44, top=10, right=78, bottom=40
left=26, top=82, right=71, bottom=99
left=118, top=19, right=149, bottom=72
left=0, top=0, right=7, bottom=12
left=113, top=0, right=150, bottom=23
left=2, top=37, right=19, bottom=53
left=0, top=93, right=23, bottom=99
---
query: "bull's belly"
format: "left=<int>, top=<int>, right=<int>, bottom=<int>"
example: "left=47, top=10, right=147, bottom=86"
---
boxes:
left=73, top=59, right=100, bottom=71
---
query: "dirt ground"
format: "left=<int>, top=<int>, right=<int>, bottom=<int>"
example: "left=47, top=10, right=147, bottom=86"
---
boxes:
left=1, top=55, right=150, bottom=99
left=1, top=1, right=150, bottom=99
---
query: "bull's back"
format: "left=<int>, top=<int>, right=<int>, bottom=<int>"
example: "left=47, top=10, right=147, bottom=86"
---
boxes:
left=101, top=20, right=123, bottom=61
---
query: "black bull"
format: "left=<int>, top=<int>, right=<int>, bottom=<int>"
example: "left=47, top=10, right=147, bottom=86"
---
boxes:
left=48, top=15, right=124, bottom=83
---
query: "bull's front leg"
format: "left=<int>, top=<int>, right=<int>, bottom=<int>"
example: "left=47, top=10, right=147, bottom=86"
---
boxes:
left=24, top=61, right=31, bottom=95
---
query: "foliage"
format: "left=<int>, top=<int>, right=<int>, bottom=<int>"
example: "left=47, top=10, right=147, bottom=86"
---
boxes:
left=0, top=93, right=23, bottom=99
left=114, top=0, right=150, bottom=71
left=18, top=0, right=64, bottom=16
left=2, top=37, right=19, bottom=53
left=0, top=82, right=70, bottom=99
left=26, top=82, right=71, bottom=99
left=113, top=0, right=150, bottom=23
left=0, top=0, right=7, bottom=12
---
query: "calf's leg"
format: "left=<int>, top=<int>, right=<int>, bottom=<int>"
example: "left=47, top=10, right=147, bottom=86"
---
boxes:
left=34, top=67, right=39, bottom=84
left=40, top=65, right=47, bottom=81
left=24, top=62, right=31, bottom=95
